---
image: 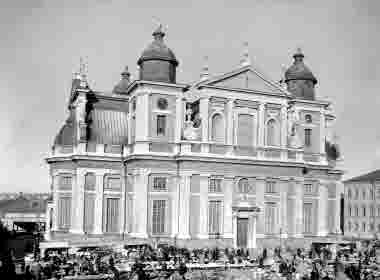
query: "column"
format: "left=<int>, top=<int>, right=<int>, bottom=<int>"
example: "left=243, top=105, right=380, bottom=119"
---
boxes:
left=223, top=177, right=234, bottom=239
left=198, top=174, right=209, bottom=239
left=70, top=172, right=84, bottom=234
left=174, top=96, right=184, bottom=153
left=178, top=173, right=191, bottom=239
left=294, top=179, right=304, bottom=237
left=280, top=178, right=288, bottom=237
left=52, top=175, right=59, bottom=231
left=133, top=169, right=149, bottom=238
left=119, top=167, right=126, bottom=235
left=320, top=109, right=326, bottom=155
left=93, top=172, right=105, bottom=234
left=232, top=213, right=237, bottom=248
left=318, top=182, right=328, bottom=236
left=255, top=177, right=265, bottom=237
left=134, top=93, right=150, bottom=153
left=200, top=97, right=209, bottom=153
left=226, top=99, right=234, bottom=155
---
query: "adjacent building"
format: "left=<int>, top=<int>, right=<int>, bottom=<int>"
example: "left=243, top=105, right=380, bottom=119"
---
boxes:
left=344, top=170, right=380, bottom=239
left=44, top=25, right=344, bottom=249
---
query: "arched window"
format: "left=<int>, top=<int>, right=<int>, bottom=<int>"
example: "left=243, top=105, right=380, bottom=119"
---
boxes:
left=347, top=189, right=352, bottom=199
left=363, top=206, right=366, bottom=217
left=238, top=178, right=250, bottom=193
left=211, top=114, right=225, bottom=143
left=266, top=119, right=278, bottom=146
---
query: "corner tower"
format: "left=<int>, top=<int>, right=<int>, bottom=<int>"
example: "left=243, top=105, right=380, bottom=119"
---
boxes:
left=285, top=48, right=317, bottom=100
left=137, top=25, right=178, bottom=83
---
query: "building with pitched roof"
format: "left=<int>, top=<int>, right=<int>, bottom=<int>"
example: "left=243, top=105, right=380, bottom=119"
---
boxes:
left=343, top=170, right=380, bottom=239
left=43, top=25, right=344, bottom=249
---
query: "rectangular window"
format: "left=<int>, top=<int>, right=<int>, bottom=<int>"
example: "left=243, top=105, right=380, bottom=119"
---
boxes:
left=208, top=200, right=222, bottom=236
left=105, top=198, right=120, bottom=233
left=237, top=114, right=254, bottom=147
left=104, top=177, right=121, bottom=191
left=58, top=197, right=71, bottom=229
left=303, top=203, right=313, bottom=234
left=152, top=200, right=166, bottom=234
left=265, top=181, right=276, bottom=193
left=305, top=128, right=312, bottom=147
left=153, top=177, right=167, bottom=191
left=209, top=179, right=222, bottom=193
left=264, top=203, right=277, bottom=234
left=59, top=176, right=72, bottom=190
left=304, top=184, right=313, bottom=194
left=83, top=194, right=95, bottom=233
left=157, top=115, right=166, bottom=136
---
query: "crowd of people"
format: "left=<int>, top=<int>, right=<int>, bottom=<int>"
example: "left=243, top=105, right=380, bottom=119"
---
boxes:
left=0, top=241, right=379, bottom=280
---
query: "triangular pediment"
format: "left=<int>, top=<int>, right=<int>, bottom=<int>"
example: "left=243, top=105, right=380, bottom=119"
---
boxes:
left=203, top=66, right=285, bottom=95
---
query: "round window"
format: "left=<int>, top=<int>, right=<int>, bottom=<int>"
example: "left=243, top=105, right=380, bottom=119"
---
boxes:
left=157, top=98, right=168, bottom=110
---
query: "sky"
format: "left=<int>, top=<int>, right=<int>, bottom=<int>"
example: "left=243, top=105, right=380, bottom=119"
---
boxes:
left=0, top=0, right=379, bottom=192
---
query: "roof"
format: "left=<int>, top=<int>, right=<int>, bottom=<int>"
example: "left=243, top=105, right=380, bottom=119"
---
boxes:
left=285, top=49, right=317, bottom=84
left=0, top=197, right=47, bottom=215
left=344, top=169, right=380, bottom=183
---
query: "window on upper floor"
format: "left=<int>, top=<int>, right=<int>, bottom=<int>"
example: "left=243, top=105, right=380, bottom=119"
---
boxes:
left=265, top=181, right=276, bottom=193
left=238, top=178, right=251, bottom=194
left=209, top=178, right=222, bottom=193
left=157, top=115, right=166, bottom=136
left=370, top=189, right=374, bottom=200
left=362, top=222, right=366, bottom=232
left=348, top=206, right=352, bottom=217
left=304, top=128, right=312, bottom=147
left=355, top=189, right=359, bottom=200
left=84, top=173, right=96, bottom=191
left=237, top=114, right=254, bottom=147
left=304, top=184, right=313, bottom=194
left=58, top=175, right=72, bottom=190
left=305, top=114, right=312, bottom=123
left=347, top=189, right=352, bottom=199
left=355, top=206, right=359, bottom=217
left=152, top=177, right=167, bottom=191
left=370, top=223, right=375, bottom=231
left=266, top=119, right=279, bottom=146
left=347, top=222, right=352, bottom=232
left=362, top=206, right=366, bottom=217
left=362, top=190, right=366, bottom=200
left=211, top=114, right=225, bottom=143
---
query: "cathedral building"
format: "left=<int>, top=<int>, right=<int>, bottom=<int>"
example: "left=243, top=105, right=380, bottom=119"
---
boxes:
left=44, top=25, right=344, bottom=250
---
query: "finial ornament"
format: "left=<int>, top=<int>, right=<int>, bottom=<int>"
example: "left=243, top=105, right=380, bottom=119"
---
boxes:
left=200, top=55, right=209, bottom=81
left=241, top=41, right=251, bottom=67
left=79, top=57, right=89, bottom=88
left=293, top=47, right=304, bottom=61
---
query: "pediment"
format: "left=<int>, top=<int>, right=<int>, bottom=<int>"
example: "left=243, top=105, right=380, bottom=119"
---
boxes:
left=204, top=67, right=285, bottom=95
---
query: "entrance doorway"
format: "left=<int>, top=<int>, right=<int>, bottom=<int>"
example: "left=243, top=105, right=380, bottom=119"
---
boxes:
left=237, top=218, right=248, bottom=248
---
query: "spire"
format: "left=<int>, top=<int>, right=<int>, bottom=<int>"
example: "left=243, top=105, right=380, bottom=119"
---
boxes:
left=240, top=41, right=251, bottom=67
left=200, top=56, right=209, bottom=81
left=113, top=65, right=131, bottom=94
left=293, top=47, right=304, bottom=63
left=79, top=57, right=89, bottom=88
left=121, top=66, right=131, bottom=82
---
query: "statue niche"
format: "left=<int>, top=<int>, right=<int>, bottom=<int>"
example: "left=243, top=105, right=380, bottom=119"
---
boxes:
left=183, top=100, right=201, bottom=141
left=287, top=105, right=303, bottom=149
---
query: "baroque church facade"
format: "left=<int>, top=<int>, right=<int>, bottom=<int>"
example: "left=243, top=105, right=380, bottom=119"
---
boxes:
left=44, top=26, right=344, bottom=249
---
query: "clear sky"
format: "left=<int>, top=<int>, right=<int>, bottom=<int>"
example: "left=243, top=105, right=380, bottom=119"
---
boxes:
left=0, top=0, right=379, bottom=192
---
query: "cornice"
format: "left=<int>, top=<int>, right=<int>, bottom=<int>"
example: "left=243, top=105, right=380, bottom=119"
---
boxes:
left=199, top=85, right=287, bottom=98
left=127, top=80, right=189, bottom=93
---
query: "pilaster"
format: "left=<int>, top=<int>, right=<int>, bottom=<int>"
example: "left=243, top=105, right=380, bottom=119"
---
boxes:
left=135, top=93, right=150, bottom=142
left=318, top=182, right=328, bottom=236
left=294, top=178, right=304, bottom=237
left=279, top=178, right=288, bottom=237
left=70, top=172, right=84, bottom=234
left=52, top=175, right=59, bottom=231
left=226, top=99, right=234, bottom=146
left=335, top=181, right=344, bottom=234
left=174, top=96, right=184, bottom=153
left=280, top=105, right=288, bottom=148
left=255, top=177, right=265, bottom=237
left=177, top=173, right=192, bottom=239
left=132, top=169, right=149, bottom=238
left=93, top=172, right=105, bottom=234
left=320, top=109, right=326, bottom=155
left=198, top=174, right=209, bottom=239
left=223, top=177, right=234, bottom=239
left=258, top=103, right=265, bottom=147
left=200, top=97, right=209, bottom=153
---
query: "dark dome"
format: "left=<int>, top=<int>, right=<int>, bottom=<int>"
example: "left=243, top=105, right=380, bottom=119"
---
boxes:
left=137, top=25, right=178, bottom=83
left=285, top=49, right=317, bottom=84
left=137, top=26, right=178, bottom=66
left=112, top=66, right=130, bottom=94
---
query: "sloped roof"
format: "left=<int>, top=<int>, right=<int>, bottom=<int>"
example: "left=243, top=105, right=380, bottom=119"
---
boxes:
left=0, top=197, right=47, bottom=214
left=194, top=65, right=287, bottom=96
left=344, top=169, right=380, bottom=183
